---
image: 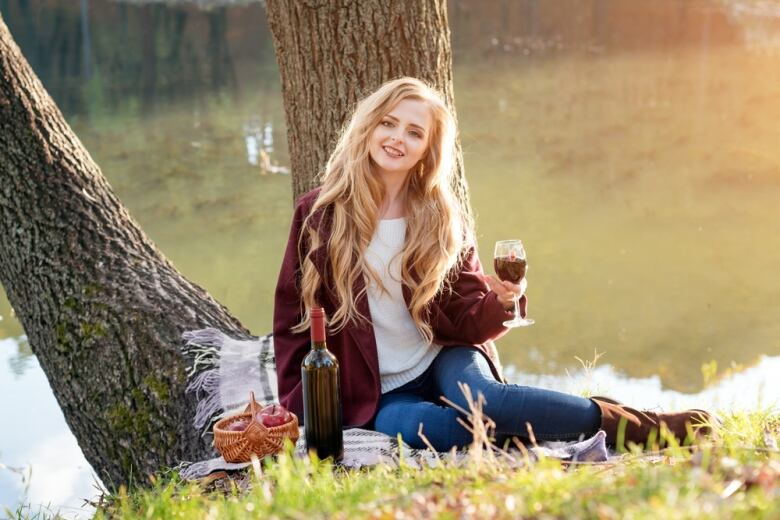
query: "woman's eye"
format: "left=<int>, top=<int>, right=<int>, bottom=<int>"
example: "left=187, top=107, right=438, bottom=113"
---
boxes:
left=381, top=121, right=393, bottom=127
left=409, top=131, right=421, bottom=138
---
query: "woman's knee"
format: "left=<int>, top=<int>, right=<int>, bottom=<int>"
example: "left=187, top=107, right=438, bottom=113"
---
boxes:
left=437, top=367, right=511, bottom=414
left=435, top=345, right=495, bottom=381
left=434, top=345, right=483, bottom=368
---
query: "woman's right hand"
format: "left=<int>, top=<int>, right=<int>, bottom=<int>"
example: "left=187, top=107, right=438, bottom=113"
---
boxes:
left=485, top=275, right=528, bottom=316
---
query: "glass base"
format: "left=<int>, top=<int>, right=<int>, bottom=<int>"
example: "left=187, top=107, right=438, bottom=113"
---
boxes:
left=503, top=317, right=535, bottom=328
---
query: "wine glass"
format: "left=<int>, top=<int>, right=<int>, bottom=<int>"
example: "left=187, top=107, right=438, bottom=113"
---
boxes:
left=494, top=239, right=534, bottom=327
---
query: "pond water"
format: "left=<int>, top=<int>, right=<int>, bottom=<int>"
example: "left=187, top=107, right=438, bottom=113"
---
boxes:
left=1, top=0, right=779, bottom=516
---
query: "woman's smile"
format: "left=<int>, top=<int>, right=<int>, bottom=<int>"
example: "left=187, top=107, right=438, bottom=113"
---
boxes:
left=382, top=145, right=404, bottom=158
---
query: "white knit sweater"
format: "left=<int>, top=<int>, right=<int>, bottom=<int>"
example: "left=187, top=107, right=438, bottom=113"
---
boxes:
left=364, top=217, right=442, bottom=393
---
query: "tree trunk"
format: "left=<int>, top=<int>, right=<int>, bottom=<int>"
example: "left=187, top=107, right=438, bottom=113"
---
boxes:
left=265, top=0, right=471, bottom=209
left=0, top=13, right=248, bottom=488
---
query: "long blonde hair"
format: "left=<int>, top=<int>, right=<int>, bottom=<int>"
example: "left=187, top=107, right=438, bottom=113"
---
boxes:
left=293, top=77, right=473, bottom=344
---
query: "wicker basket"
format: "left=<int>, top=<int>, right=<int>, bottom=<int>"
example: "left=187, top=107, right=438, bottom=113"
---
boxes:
left=213, top=391, right=300, bottom=463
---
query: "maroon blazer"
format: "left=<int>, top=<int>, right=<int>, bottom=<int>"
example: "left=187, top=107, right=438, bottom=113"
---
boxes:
left=273, top=188, right=515, bottom=427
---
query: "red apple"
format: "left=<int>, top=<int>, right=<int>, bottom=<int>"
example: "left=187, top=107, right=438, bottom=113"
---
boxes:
left=256, top=404, right=293, bottom=427
left=226, top=418, right=249, bottom=431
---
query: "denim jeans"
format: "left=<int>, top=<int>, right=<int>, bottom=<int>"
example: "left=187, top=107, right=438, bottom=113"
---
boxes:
left=373, top=346, right=602, bottom=451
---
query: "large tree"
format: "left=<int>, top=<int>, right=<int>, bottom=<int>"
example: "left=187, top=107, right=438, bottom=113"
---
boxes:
left=0, top=0, right=466, bottom=488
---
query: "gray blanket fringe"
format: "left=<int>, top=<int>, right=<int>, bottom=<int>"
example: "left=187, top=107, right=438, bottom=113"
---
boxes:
left=183, top=328, right=233, bottom=434
left=182, top=328, right=276, bottom=435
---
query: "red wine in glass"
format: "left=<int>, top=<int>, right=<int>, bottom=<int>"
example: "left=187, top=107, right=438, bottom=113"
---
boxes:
left=494, top=240, right=534, bottom=327
left=494, top=256, right=527, bottom=284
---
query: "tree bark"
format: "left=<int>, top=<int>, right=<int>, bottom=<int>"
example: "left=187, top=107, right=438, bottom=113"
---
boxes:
left=265, top=0, right=470, bottom=209
left=0, top=13, right=248, bottom=488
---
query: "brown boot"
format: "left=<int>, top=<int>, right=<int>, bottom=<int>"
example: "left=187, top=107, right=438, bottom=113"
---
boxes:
left=591, top=396, right=713, bottom=450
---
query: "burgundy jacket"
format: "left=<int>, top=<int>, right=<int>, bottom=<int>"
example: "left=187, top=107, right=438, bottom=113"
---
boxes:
left=273, top=188, right=515, bottom=427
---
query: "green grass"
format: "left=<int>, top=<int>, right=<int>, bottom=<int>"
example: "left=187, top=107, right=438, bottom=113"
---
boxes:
left=89, top=410, right=778, bottom=519
left=5, top=410, right=778, bottom=519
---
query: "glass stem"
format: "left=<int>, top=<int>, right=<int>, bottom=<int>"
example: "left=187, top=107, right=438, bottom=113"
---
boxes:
left=513, top=296, right=521, bottom=319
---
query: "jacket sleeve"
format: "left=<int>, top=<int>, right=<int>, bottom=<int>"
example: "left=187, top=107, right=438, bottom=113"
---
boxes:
left=435, top=245, right=515, bottom=346
left=272, top=196, right=312, bottom=417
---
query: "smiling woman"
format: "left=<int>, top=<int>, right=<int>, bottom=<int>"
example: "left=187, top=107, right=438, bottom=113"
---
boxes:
left=285, top=78, right=468, bottom=347
left=272, top=77, right=714, bottom=454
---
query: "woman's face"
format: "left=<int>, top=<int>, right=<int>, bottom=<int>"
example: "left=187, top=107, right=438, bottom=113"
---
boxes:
left=369, top=98, right=432, bottom=179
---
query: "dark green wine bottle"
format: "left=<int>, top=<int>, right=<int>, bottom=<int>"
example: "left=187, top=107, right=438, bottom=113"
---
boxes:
left=301, top=307, right=343, bottom=461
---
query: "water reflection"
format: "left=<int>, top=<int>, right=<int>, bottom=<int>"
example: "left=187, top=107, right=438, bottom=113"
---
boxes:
left=1, top=0, right=272, bottom=115
left=508, top=355, right=780, bottom=412
left=243, top=118, right=289, bottom=173
left=450, top=0, right=742, bottom=59
left=80, top=0, right=92, bottom=80
left=7, top=335, right=32, bottom=377
left=0, top=0, right=762, bottom=117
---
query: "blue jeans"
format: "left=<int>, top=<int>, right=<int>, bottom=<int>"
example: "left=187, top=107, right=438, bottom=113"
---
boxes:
left=373, top=346, right=601, bottom=450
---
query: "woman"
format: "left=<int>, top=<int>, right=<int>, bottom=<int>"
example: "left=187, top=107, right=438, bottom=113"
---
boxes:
left=273, top=77, right=711, bottom=451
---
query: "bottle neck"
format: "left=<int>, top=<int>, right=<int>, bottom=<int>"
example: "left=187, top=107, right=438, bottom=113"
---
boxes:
left=312, top=340, right=328, bottom=351
left=310, top=307, right=327, bottom=347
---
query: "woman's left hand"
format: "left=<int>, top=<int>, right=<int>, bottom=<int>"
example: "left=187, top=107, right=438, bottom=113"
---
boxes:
left=485, top=275, right=527, bottom=313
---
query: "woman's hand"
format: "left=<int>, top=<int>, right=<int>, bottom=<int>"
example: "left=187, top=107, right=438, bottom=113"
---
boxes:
left=485, top=275, right=528, bottom=316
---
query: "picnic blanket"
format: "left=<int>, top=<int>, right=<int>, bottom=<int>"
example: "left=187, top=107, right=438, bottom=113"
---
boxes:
left=179, top=328, right=609, bottom=480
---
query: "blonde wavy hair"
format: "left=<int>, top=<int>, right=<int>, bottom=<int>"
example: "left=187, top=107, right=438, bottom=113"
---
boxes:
left=293, top=77, right=474, bottom=344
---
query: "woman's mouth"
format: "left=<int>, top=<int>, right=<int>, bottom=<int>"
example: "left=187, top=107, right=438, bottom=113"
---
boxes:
left=382, top=145, right=404, bottom=158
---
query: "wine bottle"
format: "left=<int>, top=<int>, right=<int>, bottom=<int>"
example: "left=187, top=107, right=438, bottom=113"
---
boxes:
left=301, top=307, right=343, bottom=461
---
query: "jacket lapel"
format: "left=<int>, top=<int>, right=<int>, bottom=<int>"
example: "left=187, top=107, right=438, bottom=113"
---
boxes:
left=346, top=280, right=380, bottom=386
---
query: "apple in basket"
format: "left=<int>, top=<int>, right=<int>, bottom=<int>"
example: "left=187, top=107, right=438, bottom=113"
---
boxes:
left=226, top=418, right=250, bottom=432
left=256, top=404, right=294, bottom=427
